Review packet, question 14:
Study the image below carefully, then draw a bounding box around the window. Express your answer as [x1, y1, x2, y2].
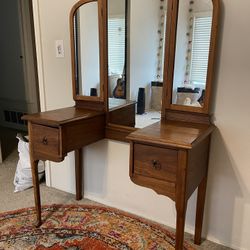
[108, 17, 125, 75]
[190, 13, 212, 86]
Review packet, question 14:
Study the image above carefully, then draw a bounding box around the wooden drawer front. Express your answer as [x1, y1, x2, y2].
[134, 144, 177, 182]
[32, 124, 60, 157]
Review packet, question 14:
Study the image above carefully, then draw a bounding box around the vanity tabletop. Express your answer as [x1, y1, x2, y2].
[127, 120, 215, 149]
[22, 107, 105, 127]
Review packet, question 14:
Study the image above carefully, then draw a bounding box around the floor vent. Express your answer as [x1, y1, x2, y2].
[3, 110, 27, 126]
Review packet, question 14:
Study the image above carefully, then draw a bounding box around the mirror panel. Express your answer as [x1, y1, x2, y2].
[108, 0, 126, 101]
[172, 0, 213, 107]
[108, 0, 168, 128]
[73, 1, 101, 97]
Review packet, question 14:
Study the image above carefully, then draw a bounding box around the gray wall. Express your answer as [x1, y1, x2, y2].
[0, 0, 26, 102]
[0, 0, 39, 129]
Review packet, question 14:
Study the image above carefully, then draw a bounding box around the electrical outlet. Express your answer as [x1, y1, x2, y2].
[55, 40, 64, 58]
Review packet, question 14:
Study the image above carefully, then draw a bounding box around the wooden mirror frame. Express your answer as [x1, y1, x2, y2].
[70, 0, 108, 111]
[163, 0, 220, 115]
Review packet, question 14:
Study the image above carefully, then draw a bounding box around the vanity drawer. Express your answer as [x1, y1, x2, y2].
[134, 144, 177, 182]
[31, 124, 60, 157]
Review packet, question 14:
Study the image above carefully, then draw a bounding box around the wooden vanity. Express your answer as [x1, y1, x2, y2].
[23, 0, 220, 249]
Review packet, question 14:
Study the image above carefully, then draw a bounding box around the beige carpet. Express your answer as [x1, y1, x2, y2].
[0, 150, 232, 250]
[0, 150, 96, 212]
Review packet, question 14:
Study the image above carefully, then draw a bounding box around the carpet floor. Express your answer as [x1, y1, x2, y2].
[0, 150, 232, 250]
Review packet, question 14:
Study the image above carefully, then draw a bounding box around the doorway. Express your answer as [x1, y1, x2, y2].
[0, 0, 39, 162]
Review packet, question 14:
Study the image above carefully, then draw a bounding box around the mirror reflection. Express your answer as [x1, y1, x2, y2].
[108, 0, 126, 101]
[74, 1, 100, 97]
[108, 0, 168, 128]
[172, 0, 213, 107]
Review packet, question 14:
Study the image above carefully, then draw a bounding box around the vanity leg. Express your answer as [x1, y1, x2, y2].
[31, 159, 42, 227]
[194, 175, 208, 245]
[175, 150, 188, 250]
[175, 201, 187, 250]
[75, 149, 83, 200]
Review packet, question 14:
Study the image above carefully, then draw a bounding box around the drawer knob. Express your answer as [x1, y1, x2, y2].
[42, 137, 48, 145]
[152, 160, 161, 170]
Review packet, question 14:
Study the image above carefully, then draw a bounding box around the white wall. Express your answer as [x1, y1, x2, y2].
[32, 0, 75, 111]
[33, 0, 250, 249]
[205, 1, 250, 248]
[129, 0, 159, 109]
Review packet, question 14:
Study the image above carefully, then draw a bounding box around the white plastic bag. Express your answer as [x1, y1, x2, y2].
[13, 134, 45, 193]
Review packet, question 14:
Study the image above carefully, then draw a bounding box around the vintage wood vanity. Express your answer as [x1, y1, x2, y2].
[23, 0, 219, 249]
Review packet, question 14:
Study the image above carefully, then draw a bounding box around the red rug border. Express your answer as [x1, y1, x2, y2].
[0, 204, 195, 250]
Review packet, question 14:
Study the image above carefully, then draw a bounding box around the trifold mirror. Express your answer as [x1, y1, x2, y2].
[70, 0, 219, 133]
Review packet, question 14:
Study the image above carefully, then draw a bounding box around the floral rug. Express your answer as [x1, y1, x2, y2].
[0, 204, 195, 250]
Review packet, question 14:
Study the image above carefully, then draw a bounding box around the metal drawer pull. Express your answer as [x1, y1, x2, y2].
[152, 160, 161, 170]
[42, 137, 48, 145]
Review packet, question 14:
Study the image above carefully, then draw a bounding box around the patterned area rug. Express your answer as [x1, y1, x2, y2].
[0, 204, 195, 250]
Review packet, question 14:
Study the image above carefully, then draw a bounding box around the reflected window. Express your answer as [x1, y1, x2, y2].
[108, 17, 125, 75]
[189, 13, 212, 86]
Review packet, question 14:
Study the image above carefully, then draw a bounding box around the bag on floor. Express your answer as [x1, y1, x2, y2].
[13, 134, 45, 193]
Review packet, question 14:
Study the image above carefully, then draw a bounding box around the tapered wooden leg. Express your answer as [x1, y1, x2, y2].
[75, 149, 83, 200]
[194, 176, 208, 245]
[31, 159, 42, 227]
[175, 150, 188, 250]
[175, 201, 187, 250]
